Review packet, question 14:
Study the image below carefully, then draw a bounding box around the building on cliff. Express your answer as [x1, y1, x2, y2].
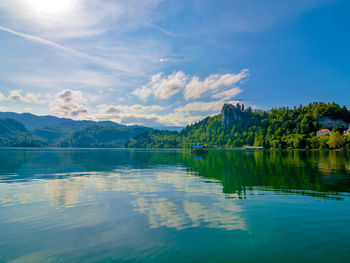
[316, 129, 331, 136]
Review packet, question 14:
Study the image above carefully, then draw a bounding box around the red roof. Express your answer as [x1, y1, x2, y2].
[344, 130, 349, 134]
[317, 129, 331, 133]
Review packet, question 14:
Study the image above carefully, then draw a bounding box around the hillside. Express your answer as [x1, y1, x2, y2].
[126, 102, 350, 149]
[0, 112, 152, 147]
[57, 125, 152, 148]
[0, 118, 42, 147]
[0, 112, 120, 130]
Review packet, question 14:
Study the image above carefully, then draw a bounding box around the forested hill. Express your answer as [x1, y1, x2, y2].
[0, 112, 151, 147]
[126, 102, 350, 149]
[0, 118, 43, 147]
[0, 111, 120, 130]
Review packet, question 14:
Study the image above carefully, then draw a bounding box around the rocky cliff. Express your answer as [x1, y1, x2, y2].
[221, 103, 244, 129]
[317, 116, 349, 129]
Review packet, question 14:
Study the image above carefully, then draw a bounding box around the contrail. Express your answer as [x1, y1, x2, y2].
[0, 25, 130, 73]
[150, 24, 182, 37]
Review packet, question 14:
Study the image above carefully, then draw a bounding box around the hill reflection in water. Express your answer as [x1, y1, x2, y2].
[1, 148, 349, 198]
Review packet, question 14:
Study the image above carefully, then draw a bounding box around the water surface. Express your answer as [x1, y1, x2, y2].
[1, 148, 350, 262]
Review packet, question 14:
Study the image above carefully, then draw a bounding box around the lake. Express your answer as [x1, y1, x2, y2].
[0, 148, 350, 262]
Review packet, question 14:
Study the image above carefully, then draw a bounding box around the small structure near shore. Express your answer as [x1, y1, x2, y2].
[316, 129, 331, 136]
[243, 146, 263, 150]
[190, 146, 208, 154]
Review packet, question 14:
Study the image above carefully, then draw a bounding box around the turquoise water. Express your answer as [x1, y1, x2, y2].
[0, 148, 350, 262]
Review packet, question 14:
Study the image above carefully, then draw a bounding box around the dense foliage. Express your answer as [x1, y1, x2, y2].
[0, 118, 42, 147]
[57, 125, 152, 147]
[0, 113, 151, 148]
[127, 102, 350, 149]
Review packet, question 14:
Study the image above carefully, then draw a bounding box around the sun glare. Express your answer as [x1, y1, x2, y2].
[25, 0, 72, 15]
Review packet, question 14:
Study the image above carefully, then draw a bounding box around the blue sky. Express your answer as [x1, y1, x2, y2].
[0, 0, 349, 127]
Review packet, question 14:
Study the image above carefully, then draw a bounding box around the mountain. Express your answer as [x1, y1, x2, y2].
[126, 102, 350, 149]
[58, 125, 152, 148]
[0, 111, 126, 144]
[0, 112, 119, 130]
[0, 118, 42, 147]
[32, 120, 122, 143]
[0, 112, 152, 147]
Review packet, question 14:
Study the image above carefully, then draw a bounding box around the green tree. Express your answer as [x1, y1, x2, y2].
[292, 135, 306, 149]
[308, 136, 319, 149]
[318, 135, 329, 149]
[328, 132, 345, 149]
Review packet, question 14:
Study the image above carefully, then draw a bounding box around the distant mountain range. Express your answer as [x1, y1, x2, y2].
[0, 112, 120, 130]
[0, 111, 160, 147]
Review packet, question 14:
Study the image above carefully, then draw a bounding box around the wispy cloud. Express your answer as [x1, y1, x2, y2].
[184, 69, 248, 100]
[7, 90, 41, 104]
[0, 92, 5, 101]
[4, 70, 118, 90]
[0, 0, 165, 39]
[175, 99, 243, 114]
[98, 104, 165, 116]
[150, 24, 183, 37]
[0, 26, 132, 72]
[211, 87, 242, 99]
[175, 100, 226, 113]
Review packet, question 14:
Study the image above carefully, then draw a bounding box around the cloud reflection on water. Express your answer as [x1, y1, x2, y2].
[0, 168, 246, 231]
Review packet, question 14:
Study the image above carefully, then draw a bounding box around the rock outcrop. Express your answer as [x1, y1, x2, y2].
[221, 103, 243, 129]
[317, 116, 348, 129]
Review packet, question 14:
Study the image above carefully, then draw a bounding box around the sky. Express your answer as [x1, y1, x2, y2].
[0, 0, 349, 127]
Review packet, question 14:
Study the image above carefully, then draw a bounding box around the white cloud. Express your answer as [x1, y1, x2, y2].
[0, 92, 5, 101]
[7, 90, 40, 103]
[133, 69, 248, 101]
[133, 71, 188, 100]
[23, 92, 39, 103]
[184, 69, 248, 100]
[46, 89, 204, 126]
[94, 103, 204, 127]
[95, 104, 170, 126]
[211, 87, 242, 99]
[49, 89, 89, 119]
[98, 104, 165, 116]
[175, 100, 225, 113]
[8, 90, 23, 102]
[132, 86, 153, 101]
[175, 99, 244, 114]
[105, 111, 204, 127]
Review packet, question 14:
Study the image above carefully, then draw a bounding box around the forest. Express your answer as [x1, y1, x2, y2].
[126, 102, 350, 149]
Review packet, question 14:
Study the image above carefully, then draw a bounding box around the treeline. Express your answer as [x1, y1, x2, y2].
[0, 117, 151, 148]
[57, 125, 152, 148]
[127, 102, 350, 149]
